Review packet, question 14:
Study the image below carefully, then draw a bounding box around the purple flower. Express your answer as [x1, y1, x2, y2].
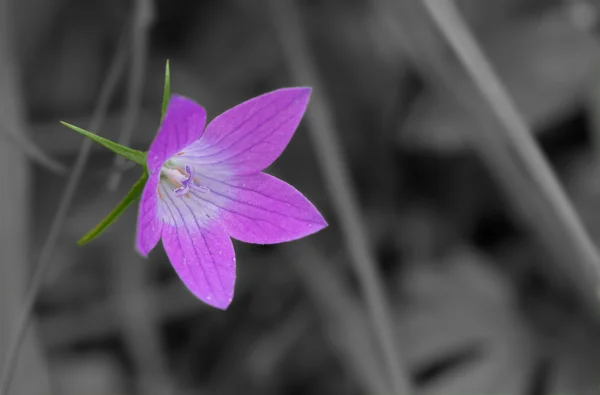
[136, 88, 327, 309]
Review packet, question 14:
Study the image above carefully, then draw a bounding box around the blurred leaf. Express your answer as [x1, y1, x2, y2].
[77, 171, 148, 245]
[399, 9, 600, 151]
[60, 121, 146, 166]
[397, 247, 536, 394]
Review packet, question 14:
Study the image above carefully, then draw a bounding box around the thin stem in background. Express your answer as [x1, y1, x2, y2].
[421, 0, 600, 294]
[107, 0, 154, 191]
[0, 30, 129, 395]
[0, 0, 65, 174]
[267, 1, 413, 394]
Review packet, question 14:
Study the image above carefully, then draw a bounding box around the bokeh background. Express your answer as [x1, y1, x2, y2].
[3, 0, 600, 394]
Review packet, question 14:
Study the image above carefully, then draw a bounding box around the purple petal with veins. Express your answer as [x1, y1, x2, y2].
[135, 88, 327, 310]
[146, 95, 206, 174]
[182, 88, 312, 176]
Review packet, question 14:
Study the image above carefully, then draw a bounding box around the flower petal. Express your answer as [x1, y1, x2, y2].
[181, 88, 311, 175]
[147, 95, 207, 173]
[159, 187, 236, 310]
[136, 172, 163, 256]
[189, 171, 327, 244]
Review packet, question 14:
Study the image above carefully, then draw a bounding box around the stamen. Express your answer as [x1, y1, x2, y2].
[174, 185, 188, 197]
[174, 165, 211, 197]
[174, 166, 193, 196]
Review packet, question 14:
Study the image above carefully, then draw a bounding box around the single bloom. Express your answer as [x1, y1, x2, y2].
[136, 88, 327, 310]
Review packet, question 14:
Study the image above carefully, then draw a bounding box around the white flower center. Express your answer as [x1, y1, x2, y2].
[159, 159, 210, 199]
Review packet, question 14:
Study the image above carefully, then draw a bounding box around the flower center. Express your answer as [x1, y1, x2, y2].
[160, 163, 210, 198]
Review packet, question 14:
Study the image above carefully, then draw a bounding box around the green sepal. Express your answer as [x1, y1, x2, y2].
[161, 60, 170, 121]
[78, 171, 149, 245]
[60, 121, 147, 166]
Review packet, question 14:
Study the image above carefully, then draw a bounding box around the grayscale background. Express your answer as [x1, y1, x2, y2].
[2, 0, 600, 394]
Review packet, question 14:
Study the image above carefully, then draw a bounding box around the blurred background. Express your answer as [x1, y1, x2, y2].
[3, 0, 600, 394]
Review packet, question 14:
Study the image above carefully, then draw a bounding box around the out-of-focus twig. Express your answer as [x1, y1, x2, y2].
[421, 0, 600, 304]
[0, 30, 129, 395]
[267, 1, 413, 394]
[107, 0, 154, 191]
[0, 0, 66, 174]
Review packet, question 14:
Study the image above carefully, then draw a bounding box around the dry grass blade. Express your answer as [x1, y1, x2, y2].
[421, 0, 600, 301]
[268, 1, 413, 394]
[0, 0, 65, 174]
[0, 30, 129, 395]
[107, 0, 154, 191]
